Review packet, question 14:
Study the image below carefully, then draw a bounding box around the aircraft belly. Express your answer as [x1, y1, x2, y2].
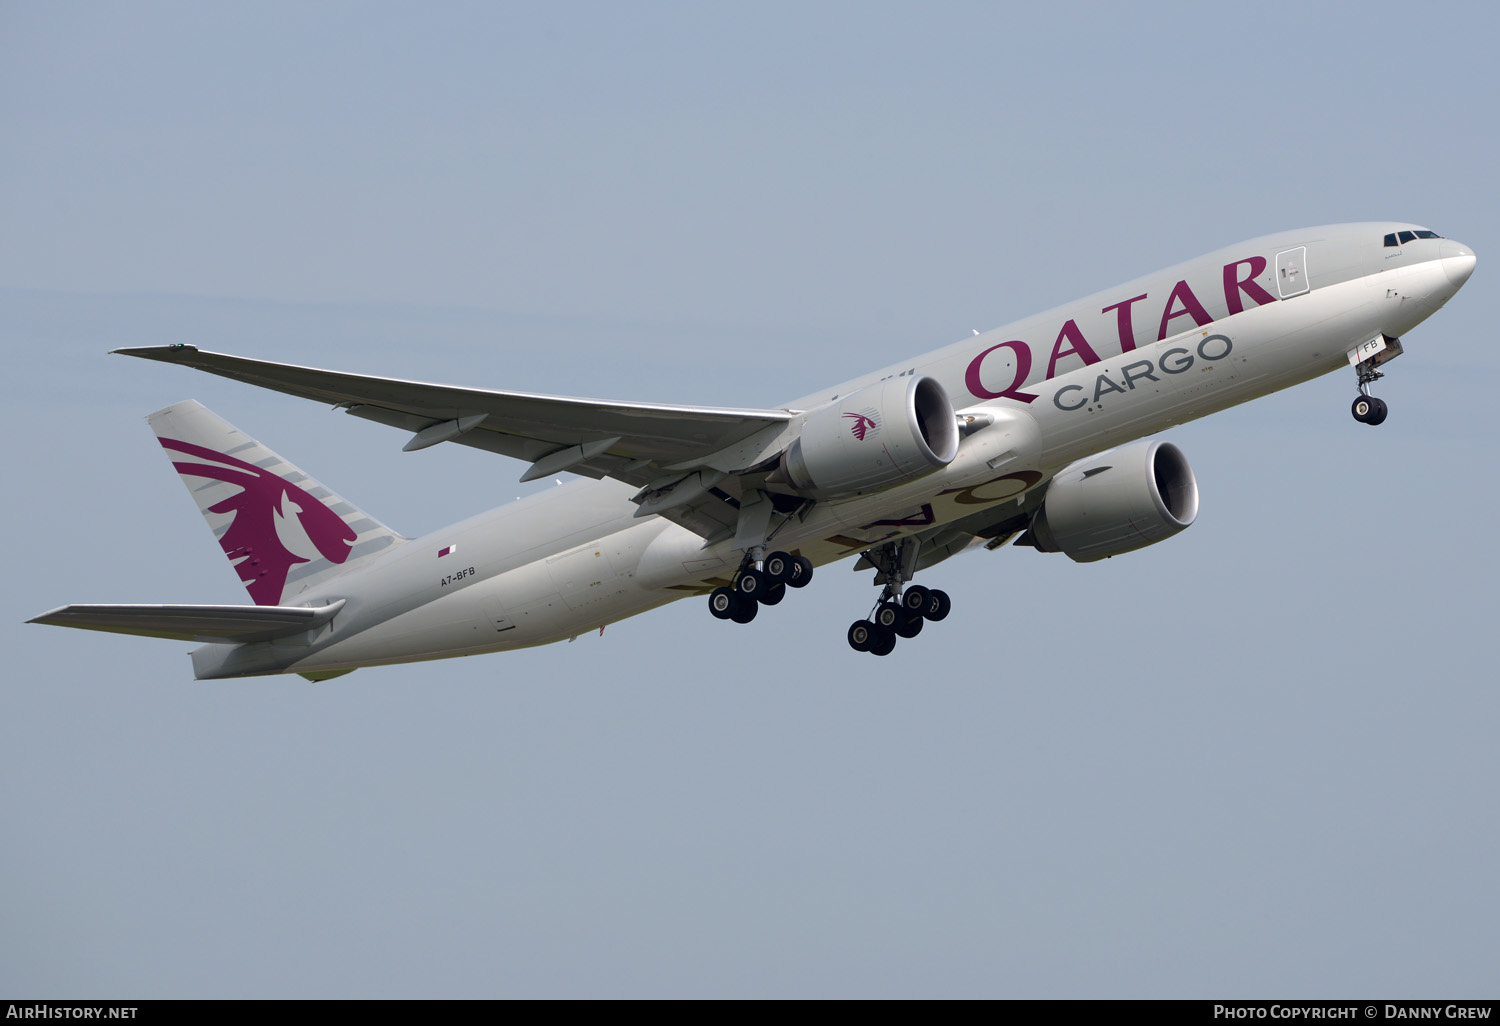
[284, 576, 520, 669]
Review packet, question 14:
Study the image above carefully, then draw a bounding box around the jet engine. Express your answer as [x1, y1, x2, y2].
[773, 376, 959, 498]
[1026, 440, 1198, 562]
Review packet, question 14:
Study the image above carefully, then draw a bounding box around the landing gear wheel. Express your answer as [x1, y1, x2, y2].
[708, 587, 737, 620]
[900, 585, 931, 616]
[925, 589, 952, 622]
[762, 551, 795, 585]
[788, 556, 814, 589]
[735, 568, 768, 600]
[874, 602, 902, 631]
[1352, 396, 1388, 425]
[729, 598, 758, 624]
[759, 582, 787, 606]
[847, 620, 875, 652]
[894, 611, 924, 639]
[869, 626, 897, 656]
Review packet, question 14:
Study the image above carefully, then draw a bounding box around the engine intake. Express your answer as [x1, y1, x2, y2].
[775, 376, 959, 498]
[1028, 440, 1198, 562]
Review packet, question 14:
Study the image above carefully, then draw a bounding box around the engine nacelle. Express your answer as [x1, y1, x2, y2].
[1028, 440, 1198, 562]
[775, 376, 959, 498]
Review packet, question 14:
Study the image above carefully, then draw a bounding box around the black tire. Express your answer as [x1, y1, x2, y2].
[708, 587, 737, 620]
[735, 569, 767, 599]
[847, 620, 874, 652]
[788, 555, 814, 589]
[894, 611, 924, 639]
[869, 626, 897, 656]
[1352, 396, 1375, 423]
[1368, 397, 1388, 425]
[759, 582, 786, 606]
[730, 598, 759, 624]
[763, 551, 794, 584]
[926, 589, 952, 622]
[901, 585, 931, 615]
[875, 602, 901, 630]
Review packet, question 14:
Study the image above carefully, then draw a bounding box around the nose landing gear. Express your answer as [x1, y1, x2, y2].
[1352, 360, 1388, 425]
[1350, 335, 1400, 426]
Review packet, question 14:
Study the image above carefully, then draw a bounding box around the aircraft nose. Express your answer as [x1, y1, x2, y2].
[1439, 239, 1476, 289]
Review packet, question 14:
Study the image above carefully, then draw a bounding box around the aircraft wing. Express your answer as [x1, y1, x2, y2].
[28, 601, 346, 643]
[114, 346, 797, 496]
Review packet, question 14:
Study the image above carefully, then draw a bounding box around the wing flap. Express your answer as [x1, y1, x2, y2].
[28, 601, 345, 643]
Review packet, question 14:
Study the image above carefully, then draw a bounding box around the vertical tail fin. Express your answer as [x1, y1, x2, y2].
[148, 400, 407, 605]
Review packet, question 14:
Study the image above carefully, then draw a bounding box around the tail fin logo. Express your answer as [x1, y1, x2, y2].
[844, 410, 879, 441]
[160, 438, 357, 605]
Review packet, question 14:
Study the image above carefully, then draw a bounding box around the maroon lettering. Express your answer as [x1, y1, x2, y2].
[936, 470, 1044, 505]
[964, 340, 1038, 403]
[1101, 293, 1148, 353]
[1045, 319, 1102, 377]
[1223, 256, 1277, 315]
[1157, 279, 1213, 340]
[824, 534, 877, 556]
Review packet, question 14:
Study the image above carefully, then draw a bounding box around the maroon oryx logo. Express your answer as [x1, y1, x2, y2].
[159, 438, 357, 605]
[844, 411, 878, 441]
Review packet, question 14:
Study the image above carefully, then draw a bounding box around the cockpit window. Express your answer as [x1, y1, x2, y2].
[1384, 229, 1444, 247]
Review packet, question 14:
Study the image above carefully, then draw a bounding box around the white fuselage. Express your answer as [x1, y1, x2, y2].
[190, 223, 1476, 679]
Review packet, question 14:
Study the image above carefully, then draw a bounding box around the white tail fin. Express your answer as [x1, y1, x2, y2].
[148, 400, 406, 605]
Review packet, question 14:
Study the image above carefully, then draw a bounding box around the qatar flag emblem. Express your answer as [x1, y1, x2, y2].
[438, 544, 458, 558]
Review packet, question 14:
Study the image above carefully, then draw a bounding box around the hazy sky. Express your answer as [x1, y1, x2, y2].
[3, 1, 1496, 998]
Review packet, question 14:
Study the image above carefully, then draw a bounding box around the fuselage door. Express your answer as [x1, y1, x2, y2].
[1275, 246, 1310, 299]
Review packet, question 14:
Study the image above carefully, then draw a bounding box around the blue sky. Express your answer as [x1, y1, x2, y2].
[3, 1, 1496, 997]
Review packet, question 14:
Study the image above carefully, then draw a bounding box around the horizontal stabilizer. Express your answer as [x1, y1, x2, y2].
[28, 600, 345, 643]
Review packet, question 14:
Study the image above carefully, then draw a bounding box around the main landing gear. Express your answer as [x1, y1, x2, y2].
[845, 537, 952, 656]
[707, 550, 814, 625]
[846, 584, 952, 657]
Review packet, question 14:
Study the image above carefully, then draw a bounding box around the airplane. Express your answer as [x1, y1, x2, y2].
[29, 223, 1476, 678]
